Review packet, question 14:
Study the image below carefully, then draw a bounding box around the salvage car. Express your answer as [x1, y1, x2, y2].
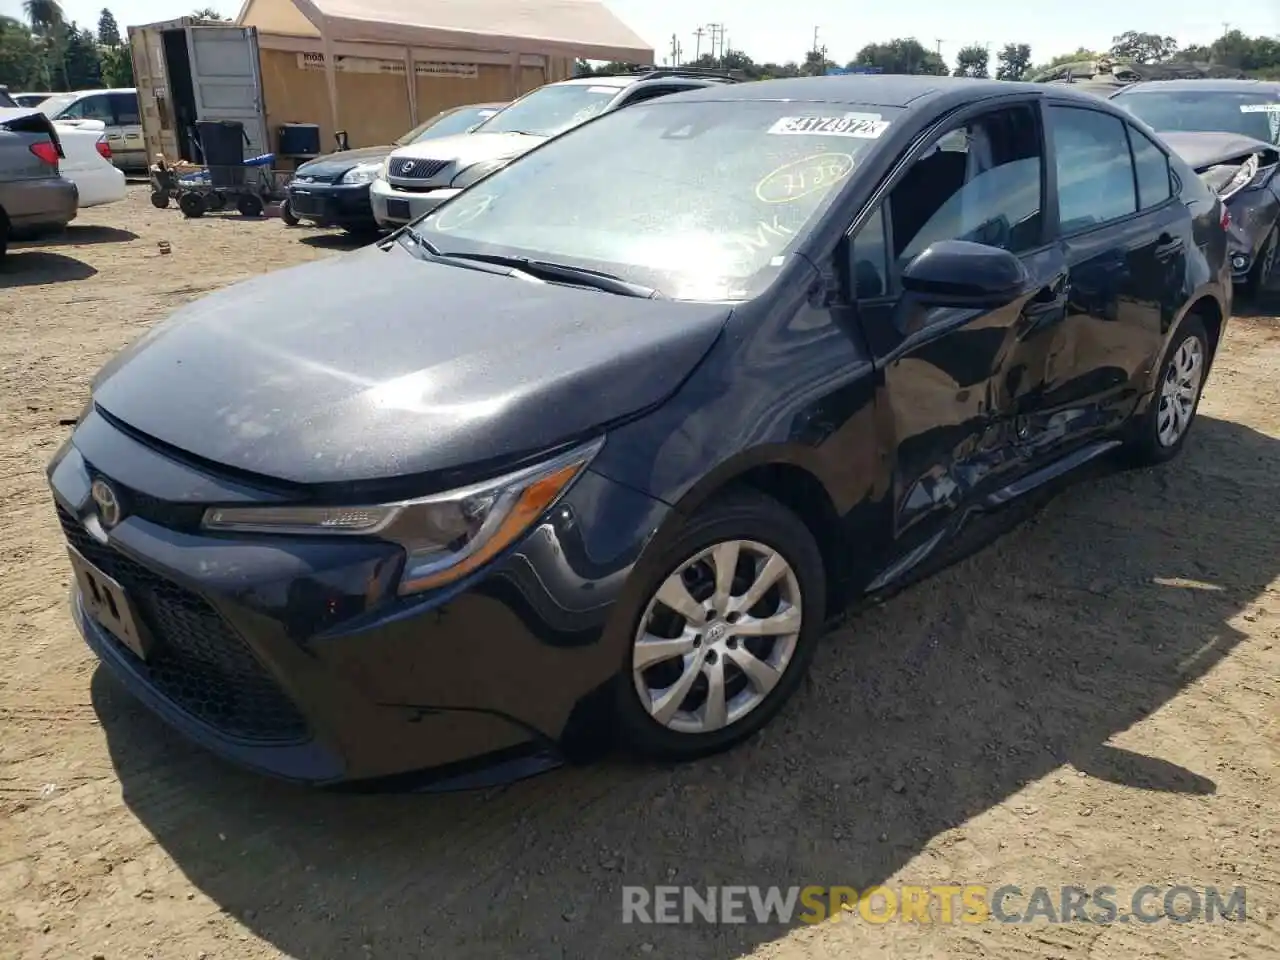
[1, 107, 78, 260]
[49, 76, 1230, 788]
[369, 68, 738, 229]
[284, 101, 507, 235]
[1112, 80, 1280, 294]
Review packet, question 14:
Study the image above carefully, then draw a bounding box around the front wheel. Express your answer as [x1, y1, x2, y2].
[280, 198, 300, 226]
[614, 490, 826, 761]
[149, 191, 169, 209]
[1124, 313, 1209, 465]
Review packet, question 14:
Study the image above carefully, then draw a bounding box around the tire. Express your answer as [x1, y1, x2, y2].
[614, 489, 826, 761]
[149, 191, 169, 209]
[1124, 312, 1210, 466]
[236, 194, 264, 218]
[1241, 226, 1278, 298]
[280, 199, 300, 226]
[0, 213, 9, 261]
[178, 192, 205, 218]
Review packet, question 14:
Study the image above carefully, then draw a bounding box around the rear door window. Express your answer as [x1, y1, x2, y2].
[1047, 105, 1137, 233]
[62, 94, 115, 124]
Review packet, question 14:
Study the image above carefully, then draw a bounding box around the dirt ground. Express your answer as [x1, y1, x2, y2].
[1, 186, 1278, 960]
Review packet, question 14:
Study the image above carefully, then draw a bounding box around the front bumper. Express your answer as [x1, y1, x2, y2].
[369, 177, 459, 227]
[286, 181, 376, 229]
[47, 410, 668, 787]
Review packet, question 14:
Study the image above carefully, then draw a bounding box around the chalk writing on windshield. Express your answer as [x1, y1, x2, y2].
[433, 193, 495, 231]
[1240, 104, 1280, 113]
[756, 152, 856, 204]
[727, 214, 798, 255]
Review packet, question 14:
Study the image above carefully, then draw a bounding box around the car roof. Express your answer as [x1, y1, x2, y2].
[46, 87, 137, 99]
[1117, 79, 1280, 94]
[655, 74, 1098, 107]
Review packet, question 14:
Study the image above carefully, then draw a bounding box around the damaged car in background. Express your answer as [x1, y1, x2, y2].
[1112, 80, 1280, 295]
[1162, 133, 1279, 295]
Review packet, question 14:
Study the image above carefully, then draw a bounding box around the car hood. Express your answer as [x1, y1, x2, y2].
[388, 131, 544, 166]
[1161, 131, 1277, 171]
[295, 145, 392, 179]
[90, 244, 730, 487]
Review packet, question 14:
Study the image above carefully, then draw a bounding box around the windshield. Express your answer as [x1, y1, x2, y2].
[471, 83, 621, 138]
[396, 105, 503, 146]
[412, 100, 899, 301]
[37, 93, 78, 119]
[0, 89, 16, 109]
[1114, 90, 1280, 144]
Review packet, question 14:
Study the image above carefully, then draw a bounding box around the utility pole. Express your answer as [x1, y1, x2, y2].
[1221, 21, 1231, 38]
[935, 38, 944, 58]
[693, 26, 704, 61]
[670, 33, 680, 67]
[705, 24, 724, 67]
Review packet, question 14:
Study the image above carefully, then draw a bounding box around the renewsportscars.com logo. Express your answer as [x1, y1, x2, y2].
[621, 884, 1248, 925]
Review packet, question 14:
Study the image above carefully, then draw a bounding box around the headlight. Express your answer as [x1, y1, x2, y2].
[450, 158, 509, 189]
[340, 162, 381, 185]
[202, 437, 603, 595]
[1211, 154, 1260, 202]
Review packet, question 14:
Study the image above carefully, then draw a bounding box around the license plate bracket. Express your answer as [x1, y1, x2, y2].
[67, 545, 152, 660]
[385, 198, 412, 220]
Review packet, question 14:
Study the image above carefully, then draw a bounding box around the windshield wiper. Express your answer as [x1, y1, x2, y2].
[439, 252, 664, 299]
[389, 231, 549, 283]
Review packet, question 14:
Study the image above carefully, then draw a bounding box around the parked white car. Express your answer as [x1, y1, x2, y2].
[369, 70, 739, 229]
[51, 119, 126, 208]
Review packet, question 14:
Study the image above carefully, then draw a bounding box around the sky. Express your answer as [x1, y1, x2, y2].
[1, 0, 1277, 68]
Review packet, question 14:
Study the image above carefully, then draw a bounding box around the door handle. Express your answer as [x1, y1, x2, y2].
[1155, 234, 1184, 260]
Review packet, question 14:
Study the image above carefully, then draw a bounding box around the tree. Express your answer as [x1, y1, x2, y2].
[100, 42, 131, 86]
[96, 8, 120, 46]
[0, 15, 44, 88]
[850, 38, 947, 76]
[23, 0, 66, 90]
[62, 23, 101, 88]
[953, 44, 989, 78]
[996, 42, 1032, 80]
[1110, 30, 1177, 63]
[191, 7, 229, 20]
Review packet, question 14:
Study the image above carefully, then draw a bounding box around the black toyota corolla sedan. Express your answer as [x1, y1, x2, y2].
[49, 76, 1231, 789]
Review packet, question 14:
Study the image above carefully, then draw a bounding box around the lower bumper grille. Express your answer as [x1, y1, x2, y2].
[57, 505, 309, 744]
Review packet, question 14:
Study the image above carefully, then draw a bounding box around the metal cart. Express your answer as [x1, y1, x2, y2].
[148, 119, 291, 218]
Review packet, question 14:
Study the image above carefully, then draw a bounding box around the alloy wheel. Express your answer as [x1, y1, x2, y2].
[631, 539, 803, 735]
[1156, 334, 1205, 448]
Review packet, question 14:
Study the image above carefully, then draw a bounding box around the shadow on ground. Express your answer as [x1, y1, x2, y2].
[296, 231, 379, 252]
[0, 251, 97, 286]
[92, 415, 1277, 959]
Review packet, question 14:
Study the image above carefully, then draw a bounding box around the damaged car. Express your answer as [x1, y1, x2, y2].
[1112, 79, 1280, 294]
[1160, 132, 1279, 295]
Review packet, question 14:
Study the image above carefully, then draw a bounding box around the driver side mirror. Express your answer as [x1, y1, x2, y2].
[900, 240, 1030, 309]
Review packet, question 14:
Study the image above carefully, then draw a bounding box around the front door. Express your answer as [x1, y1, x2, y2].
[849, 101, 1067, 575]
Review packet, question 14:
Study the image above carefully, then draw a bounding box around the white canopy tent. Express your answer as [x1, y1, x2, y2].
[236, 0, 654, 134]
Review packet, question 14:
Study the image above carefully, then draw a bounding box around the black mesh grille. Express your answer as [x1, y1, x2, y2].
[389, 157, 449, 180]
[57, 505, 309, 744]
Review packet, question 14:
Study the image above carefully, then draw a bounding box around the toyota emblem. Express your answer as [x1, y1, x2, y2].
[90, 478, 123, 529]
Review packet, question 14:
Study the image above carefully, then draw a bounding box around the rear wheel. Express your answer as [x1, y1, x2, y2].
[149, 191, 169, 209]
[0, 212, 9, 261]
[1125, 313, 1209, 465]
[178, 192, 206, 218]
[615, 490, 825, 761]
